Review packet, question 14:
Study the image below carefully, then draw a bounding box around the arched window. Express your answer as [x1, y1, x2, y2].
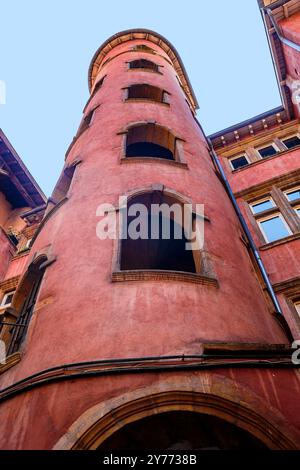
[125, 84, 169, 104]
[125, 123, 182, 161]
[4, 256, 48, 355]
[128, 59, 159, 73]
[120, 192, 197, 273]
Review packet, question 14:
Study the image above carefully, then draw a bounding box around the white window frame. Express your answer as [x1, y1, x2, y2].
[283, 186, 300, 202]
[229, 154, 250, 171]
[0, 290, 15, 307]
[294, 205, 300, 218]
[257, 213, 292, 243]
[256, 142, 280, 159]
[249, 197, 276, 215]
[281, 133, 300, 150]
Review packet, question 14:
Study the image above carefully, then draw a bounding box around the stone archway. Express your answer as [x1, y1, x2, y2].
[53, 375, 300, 450]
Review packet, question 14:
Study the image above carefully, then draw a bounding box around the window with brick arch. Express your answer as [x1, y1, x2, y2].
[125, 123, 181, 161]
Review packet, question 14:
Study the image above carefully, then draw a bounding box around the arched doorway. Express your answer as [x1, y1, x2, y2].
[98, 410, 266, 450]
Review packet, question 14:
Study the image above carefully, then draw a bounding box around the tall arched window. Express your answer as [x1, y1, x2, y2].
[125, 84, 169, 104]
[6, 256, 47, 355]
[125, 123, 181, 161]
[128, 59, 159, 73]
[120, 192, 197, 273]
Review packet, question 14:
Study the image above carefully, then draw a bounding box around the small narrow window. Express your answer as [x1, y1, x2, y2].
[258, 214, 291, 243]
[126, 84, 168, 104]
[295, 206, 300, 218]
[0, 291, 15, 307]
[132, 44, 155, 54]
[256, 143, 278, 159]
[129, 59, 159, 73]
[294, 301, 300, 317]
[25, 238, 32, 248]
[76, 107, 97, 137]
[120, 193, 197, 273]
[229, 155, 249, 170]
[250, 197, 275, 215]
[284, 187, 300, 202]
[7, 259, 46, 355]
[282, 135, 300, 150]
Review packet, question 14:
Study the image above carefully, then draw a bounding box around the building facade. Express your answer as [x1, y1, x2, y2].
[0, 0, 300, 450]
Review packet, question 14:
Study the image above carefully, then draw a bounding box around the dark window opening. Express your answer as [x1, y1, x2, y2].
[129, 59, 159, 73]
[51, 164, 77, 204]
[120, 193, 196, 273]
[127, 84, 167, 103]
[125, 124, 177, 160]
[77, 107, 97, 137]
[258, 145, 278, 158]
[230, 156, 249, 170]
[282, 135, 300, 150]
[93, 76, 105, 94]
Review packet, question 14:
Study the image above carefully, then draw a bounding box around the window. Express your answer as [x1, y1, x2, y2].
[120, 193, 197, 273]
[284, 187, 300, 202]
[229, 155, 249, 170]
[257, 214, 291, 243]
[7, 258, 46, 355]
[282, 135, 300, 150]
[125, 124, 179, 161]
[0, 291, 15, 307]
[295, 206, 300, 218]
[25, 238, 32, 248]
[128, 59, 159, 73]
[76, 106, 98, 137]
[250, 197, 275, 214]
[294, 301, 300, 317]
[256, 143, 279, 159]
[93, 76, 105, 94]
[126, 84, 169, 104]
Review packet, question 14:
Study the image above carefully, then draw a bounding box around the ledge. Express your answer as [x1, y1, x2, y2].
[125, 98, 170, 107]
[260, 233, 300, 250]
[112, 270, 218, 286]
[121, 157, 188, 169]
[0, 352, 21, 376]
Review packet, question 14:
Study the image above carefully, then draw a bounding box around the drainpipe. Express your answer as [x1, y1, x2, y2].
[203, 134, 284, 317]
[264, 7, 300, 53]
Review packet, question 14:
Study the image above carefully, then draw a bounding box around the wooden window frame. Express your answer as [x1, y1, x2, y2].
[281, 133, 300, 150]
[255, 142, 280, 159]
[257, 212, 292, 244]
[229, 154, 250, 171]
[123, 84, 170, 106]
[249, 196, 276, 215]
[0, 290, 15, 307]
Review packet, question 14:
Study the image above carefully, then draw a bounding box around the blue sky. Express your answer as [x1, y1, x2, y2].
[0, 0, 281, 196]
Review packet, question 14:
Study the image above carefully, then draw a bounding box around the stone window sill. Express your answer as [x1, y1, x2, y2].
[121, 157, 188, 169]
[112, 270, 218, 286]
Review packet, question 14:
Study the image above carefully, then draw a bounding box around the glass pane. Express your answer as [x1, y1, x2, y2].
[282, 136, 300, 149]
[295, 208, 300, 218]
[260, 216, 290, 242]
[286, 189, 300, 201]
[295, 303, 300, 316]
[230, 156, 248, 170]
[258, 145, 277, 158]
[251, 199, 274, 214]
